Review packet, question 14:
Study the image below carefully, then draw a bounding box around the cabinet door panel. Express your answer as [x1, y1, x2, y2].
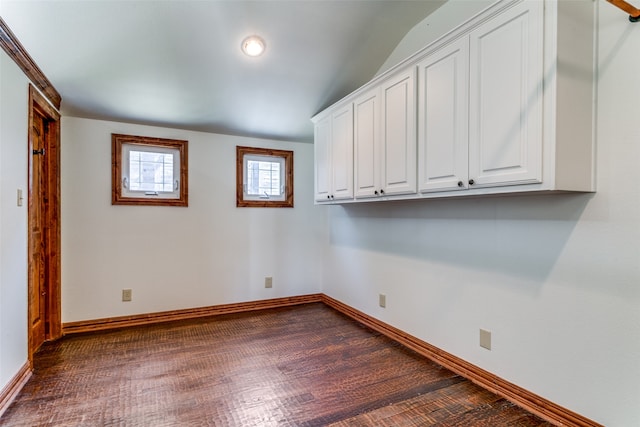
[381, 68, 417, 195]
[469, 1, 543, 187]
[331, 104, 354, 200]
[354, 89, 381, 198]
[314, 115, 332, 201]
[418, 37, 469, 193]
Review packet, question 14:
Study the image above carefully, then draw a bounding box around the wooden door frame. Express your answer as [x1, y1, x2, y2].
[27, 84, 62, 361]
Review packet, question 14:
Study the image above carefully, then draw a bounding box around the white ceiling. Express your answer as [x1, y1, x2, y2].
[1, 0, 446, 143]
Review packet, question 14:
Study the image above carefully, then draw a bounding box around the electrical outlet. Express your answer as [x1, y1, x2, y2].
[122, 289, 132, 302]
[379, 294, 386, 308]
[265, 277, 273, 288]
[17, 189, 23, 207]
[480, 329, 491, 350]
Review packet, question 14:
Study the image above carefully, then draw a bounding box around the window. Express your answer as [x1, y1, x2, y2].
[236, 146, 293, 208]
[112, 134, 188, 206]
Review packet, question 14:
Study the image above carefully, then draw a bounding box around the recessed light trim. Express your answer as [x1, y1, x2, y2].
[241, 35, 266, 57]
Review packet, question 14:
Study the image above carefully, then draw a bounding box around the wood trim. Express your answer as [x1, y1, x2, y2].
[111, 133, 189, 207]
[321, 294, 603, 427]
[236, 146, 294, 208]
[0, 362, 32, 418]
[606, 0, 640, 18]
[28, 84, 62, 359]
[63, 294, 323, 335]
[0, 17, 61, 110]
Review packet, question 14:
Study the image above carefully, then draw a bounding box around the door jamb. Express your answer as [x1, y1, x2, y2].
[27, 84, 61, 361]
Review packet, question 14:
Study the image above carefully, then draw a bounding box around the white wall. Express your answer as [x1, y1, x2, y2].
[61, 117, 325, 322]
[322, 2, 640, 426]
[3, 2, 639, 426]
[376, 0, 494, 76]
[0, 50, 29, 390]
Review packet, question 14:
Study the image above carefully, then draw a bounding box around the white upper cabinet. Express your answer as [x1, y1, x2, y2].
[313, 0, 595, 204]
[354, 87, 382, 199]
[418, 37, 470, 193]
[468, 0, 543, 188]
[313, 113, 332, 201]
[313, 103, 354, 202]
[354, 68, 417, 200]
[331, 103, 354, 200]
[380, 68, 417, 196]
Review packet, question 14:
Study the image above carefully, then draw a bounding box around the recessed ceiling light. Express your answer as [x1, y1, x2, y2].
[241, 35, 266, 57]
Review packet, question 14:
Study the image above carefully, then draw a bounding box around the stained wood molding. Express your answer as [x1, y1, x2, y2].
[236, 146, 294, 208]
[28, 84, 63, 360]
[320, 294, 603, 427]
[63, 294, 323, 335]
[0, 362, 31, 418]
[111, 133, 189, 207]
[0, 17, 61, 109]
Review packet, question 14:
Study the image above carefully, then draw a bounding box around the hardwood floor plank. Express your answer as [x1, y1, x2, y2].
[329, 381, 502, 426]
[0, 303, 553, 426]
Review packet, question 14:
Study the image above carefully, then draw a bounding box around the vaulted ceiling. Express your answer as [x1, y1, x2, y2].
[0, 0, 446, 142]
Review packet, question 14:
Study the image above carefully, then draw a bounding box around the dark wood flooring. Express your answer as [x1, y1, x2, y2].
[1, 303, 554, 426]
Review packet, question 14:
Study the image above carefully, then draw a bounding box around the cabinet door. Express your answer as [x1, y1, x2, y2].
[418, 37, 469, 193]
[331, 104, 354, 200]
[468, 0, 543, 188]
[381, 67, 417, 196]
[314, 114, 332, 202]
[354, 88, 381, 199]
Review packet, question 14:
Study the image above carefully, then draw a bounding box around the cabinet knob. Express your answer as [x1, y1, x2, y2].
[469, 179, 475, 186]
[457, 181, 464, 188]
[327, 195, 331, 199]
[330, 195, 334, 199]
[380, 189, 384, 194]
[374, 190, 378, 195]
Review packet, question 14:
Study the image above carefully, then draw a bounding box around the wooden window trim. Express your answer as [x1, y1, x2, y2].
[112, 134, 188, 207]
[236, 146, 294, 208]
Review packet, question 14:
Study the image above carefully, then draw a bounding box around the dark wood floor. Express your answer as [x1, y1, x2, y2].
[1, 303, 553, 426]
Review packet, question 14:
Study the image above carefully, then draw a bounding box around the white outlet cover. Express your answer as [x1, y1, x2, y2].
[379, 294, 386, 308]
[480, 329, 491, 350]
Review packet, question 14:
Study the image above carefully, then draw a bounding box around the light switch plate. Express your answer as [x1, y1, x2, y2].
[379, 294, 386, 308]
